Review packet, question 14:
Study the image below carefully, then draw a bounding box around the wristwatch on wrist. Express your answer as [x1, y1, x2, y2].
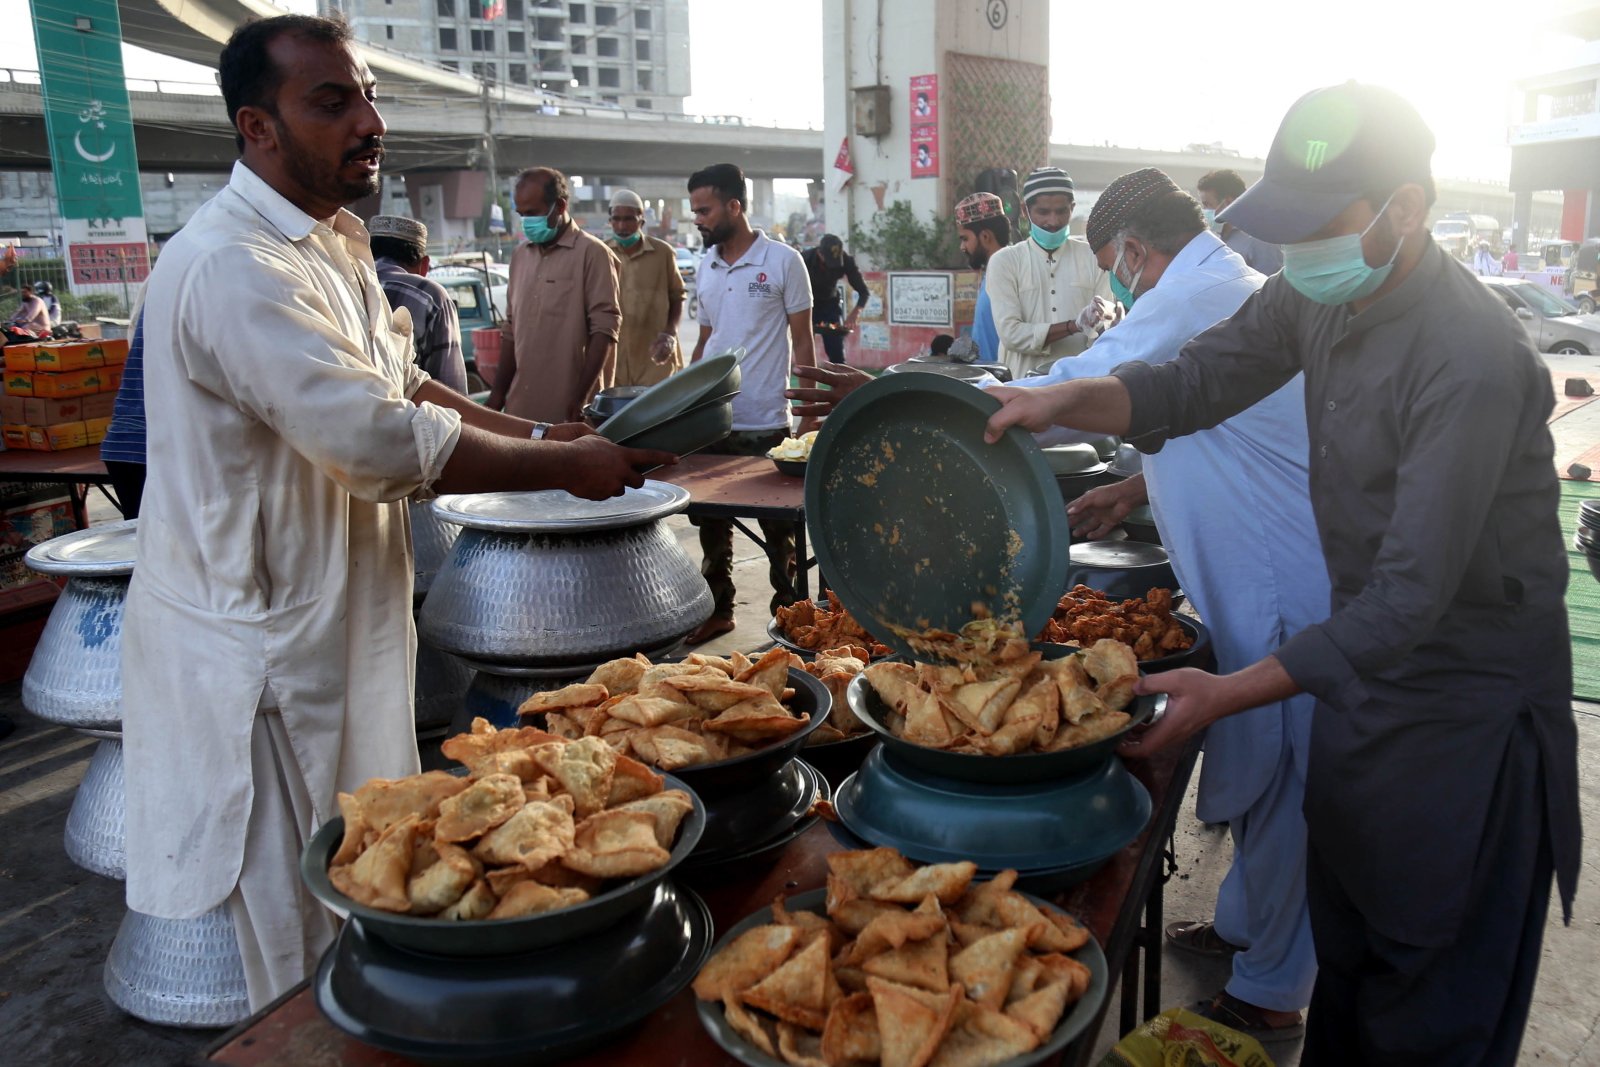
[530, 422, 552, 440]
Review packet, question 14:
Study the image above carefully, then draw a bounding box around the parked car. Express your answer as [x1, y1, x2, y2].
[674, 246, 698, 281]
[1481, 276, 1600, 355]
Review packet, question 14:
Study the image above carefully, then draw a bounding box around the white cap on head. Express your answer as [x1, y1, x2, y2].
[610, 189, 645, 211]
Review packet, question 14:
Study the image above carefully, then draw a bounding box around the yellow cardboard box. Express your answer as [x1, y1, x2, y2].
[32, 342, 104, 372]
[5, 372, 33, 397]
[21, 397, 88, 425]
[32, 368, 109, 399]
[83, 416, 111, 446]
[0, 395, 24, 425]
[3, 343, 39, 372]
[2, 425, 31, 450]
[25, 421, 88, 452]
[81, 392, 116, 420]
[96, 339, 130, 367]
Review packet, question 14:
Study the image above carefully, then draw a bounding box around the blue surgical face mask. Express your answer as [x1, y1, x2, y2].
[1281, 195, 1401, 305]
[522, 209, 559, 245]
[1109, 242, 1145, 309]
[1202, 208, 1226, 234]
[1030, 222, 1068, 251]
[613, 231, 641, 247]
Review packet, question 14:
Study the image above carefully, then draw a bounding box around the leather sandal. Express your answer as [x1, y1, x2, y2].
[685, 615, 736, 646]
[1190, 990, 1306, 1044]
[1164, 920, 1243, 958]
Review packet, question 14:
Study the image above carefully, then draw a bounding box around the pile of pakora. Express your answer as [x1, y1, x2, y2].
[695, 847, 1094, 1067]
[328, 722, 693, 921]
[775, 591, 893, 658]
[1037, 585, 1192, 662]
[519, 647, 813, 771]
[862, 635, 1138, 757]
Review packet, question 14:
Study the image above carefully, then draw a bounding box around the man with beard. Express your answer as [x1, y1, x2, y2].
[952, 192, 1012, 364]
[490, 167, 622, 421]
[983, 167, 1111, 379]
[124, 14, 671, 1009]
[683, 162, 814, 644]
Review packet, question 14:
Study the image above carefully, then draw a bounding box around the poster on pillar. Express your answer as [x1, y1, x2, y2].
[909, 74, 940, 179]
[30, 0, 150, 293]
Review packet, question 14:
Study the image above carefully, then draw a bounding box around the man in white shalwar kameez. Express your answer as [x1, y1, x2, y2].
[122, 14, 672, 1010]
[999, 169, 1328, 1044]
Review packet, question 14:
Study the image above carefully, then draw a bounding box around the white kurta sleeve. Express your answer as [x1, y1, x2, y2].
[987, 249, 1052, 356]
[178, 244, 462, 503]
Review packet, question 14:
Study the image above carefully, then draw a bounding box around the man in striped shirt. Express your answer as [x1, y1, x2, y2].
[368, 215, 468, 394]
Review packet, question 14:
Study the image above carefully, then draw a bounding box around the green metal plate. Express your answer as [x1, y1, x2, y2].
[596, 350, 742, 443]
[805, 373, 1070, 662]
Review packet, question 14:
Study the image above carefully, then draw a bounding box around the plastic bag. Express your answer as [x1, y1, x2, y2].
[1097, 1007, 1274, 1067]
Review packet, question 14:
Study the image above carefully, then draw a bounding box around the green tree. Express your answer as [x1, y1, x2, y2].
[848, 201, 964, 271]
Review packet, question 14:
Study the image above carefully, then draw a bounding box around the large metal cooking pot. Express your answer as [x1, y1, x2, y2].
[414, 629, 473, 732]
[410, 498, 460, 601]
[104, 904, 249, 1028]
[22, 521, 137, 731]
[419, 483, 713, 666]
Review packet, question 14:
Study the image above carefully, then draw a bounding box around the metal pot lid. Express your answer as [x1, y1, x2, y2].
[1041, 444, 1104, 475]
[431, 481, 690, 533]
[1068, 539, 1170, 569]
[25, 519, 138, 576]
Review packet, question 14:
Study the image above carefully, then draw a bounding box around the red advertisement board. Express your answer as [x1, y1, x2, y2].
[909, 74, 939, 178]
[68, 242, 151, 286]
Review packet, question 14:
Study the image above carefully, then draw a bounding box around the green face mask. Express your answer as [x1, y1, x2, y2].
[613, 231, 642, 247]
[1110, 242, 1145, 309]
[1030, 223, 1068, 251]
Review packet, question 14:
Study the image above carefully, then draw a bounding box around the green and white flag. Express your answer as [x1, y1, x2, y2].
[30, 0, 150, 287]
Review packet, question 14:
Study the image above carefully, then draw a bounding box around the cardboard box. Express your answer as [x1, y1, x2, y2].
[0, 396, 24, 425]
[2, 426, 31, 451]
[5, 372, 33, 397]
[24, 421, 87, 452]
[0, 496, 75, 589]
[20, 397, 88, 426]
[3, 344, 39, 372]
[80, 392, 116, 420]
[32, 341, 103, 372]
[31, 368, 109, 399]
[95, 339, 130, 367]
[83, 416, 110, 445]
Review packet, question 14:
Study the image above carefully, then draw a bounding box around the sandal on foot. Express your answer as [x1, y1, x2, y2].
[685, 616, 736, 646]
[1190, 991, 1306, 1044]
[1164, 920, 1243, 958]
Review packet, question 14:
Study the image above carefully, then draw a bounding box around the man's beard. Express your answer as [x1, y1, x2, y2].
[698, 220, 734, 247]
[278, 123, 383, 206]
[965, 247, 989, 271]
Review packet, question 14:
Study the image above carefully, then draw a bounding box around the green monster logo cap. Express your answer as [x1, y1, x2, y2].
[1218, 82, 1436, 244]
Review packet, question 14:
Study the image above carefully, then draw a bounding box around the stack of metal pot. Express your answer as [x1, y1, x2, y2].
[22, 521, 248, 1028]
[418, 483, 715, 732]
[409, 499, 472, 737]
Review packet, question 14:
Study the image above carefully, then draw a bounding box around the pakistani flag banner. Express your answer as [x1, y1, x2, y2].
[30, 0, 151, 288]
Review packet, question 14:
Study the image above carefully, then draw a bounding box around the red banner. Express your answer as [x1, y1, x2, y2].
[909, 74, 939, 179]
[68, 242, 149, 286]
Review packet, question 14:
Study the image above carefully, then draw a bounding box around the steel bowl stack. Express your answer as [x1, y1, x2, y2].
[22, 522, 249, 1027]
[593, 351, 742, 457]
[1578, 499, 1600, 585]
[302, 776, 714, 1064]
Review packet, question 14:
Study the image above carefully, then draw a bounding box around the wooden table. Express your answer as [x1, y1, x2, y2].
[0, 443, 116, 528]
[201, 740, 1200, 1067]
[659, 454, 816, 601]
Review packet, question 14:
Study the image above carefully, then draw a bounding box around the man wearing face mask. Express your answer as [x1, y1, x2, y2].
[606, 188, 685, 387]
[1197, 169, 1284, 275]
[985, 83, 1580, 1064]
[490, 166, 622, 421]
[983, 167, 1111, 380]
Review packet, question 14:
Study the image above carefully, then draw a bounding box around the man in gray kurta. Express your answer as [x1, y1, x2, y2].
[985, 82, 1580, 1066]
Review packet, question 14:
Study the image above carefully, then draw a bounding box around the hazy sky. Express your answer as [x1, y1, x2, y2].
[5, 0, 1592, 182]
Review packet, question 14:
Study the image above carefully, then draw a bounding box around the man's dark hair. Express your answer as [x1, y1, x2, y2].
[515, 166, 569, 207]
[370, 236, 426, 267]
[930, 334, 954, 356]
[1196, 169, 1247, 202]
[1119, 190, 1207, 255]
[1364, 178, 1438, 211]
[962, 215, 1012, 248]
[220, 15, 353, 152]
[687, 163, 747, 210]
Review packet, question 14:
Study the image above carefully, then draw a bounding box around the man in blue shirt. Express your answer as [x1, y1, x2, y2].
[1007, 168, 1327, 1043]
[953, 192, 1007, 363]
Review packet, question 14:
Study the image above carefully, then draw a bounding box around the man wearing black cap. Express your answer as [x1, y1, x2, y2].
[984, 166, 1110, 379]
[802, 234, 868, 365]
[985, 82, 1580, 1064]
